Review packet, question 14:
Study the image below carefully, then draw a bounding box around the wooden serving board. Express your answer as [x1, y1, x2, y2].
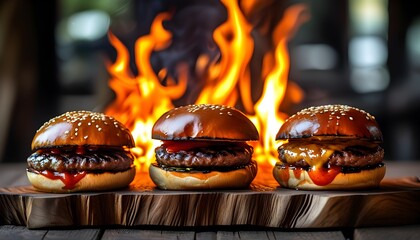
[1, 165, 419, 229]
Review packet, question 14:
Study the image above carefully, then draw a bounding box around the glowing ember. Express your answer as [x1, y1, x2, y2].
[105, 1, 309, 172]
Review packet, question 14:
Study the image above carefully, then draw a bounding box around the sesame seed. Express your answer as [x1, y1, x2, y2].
[288, 104, 377, 126]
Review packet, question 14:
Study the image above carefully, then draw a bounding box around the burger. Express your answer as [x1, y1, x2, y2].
[273, 104, 385, 190]
[149, 104, 259, 190]
[26, 110, 136, 193]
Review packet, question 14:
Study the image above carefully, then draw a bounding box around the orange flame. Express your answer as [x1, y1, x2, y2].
[106, 13, 187, 170]
[195, 0, 253, 107]
[249, 4, 310, 166]
[105, 1, 309, 172]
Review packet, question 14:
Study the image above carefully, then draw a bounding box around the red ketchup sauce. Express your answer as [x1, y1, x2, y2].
[163, 141, 214, 153]
[39, 170, 87, 190]
[307, 166, 341, 186]
[293, 167, 302, 179]
[280, 165, 341, 186]
[277, 166, 290, 184]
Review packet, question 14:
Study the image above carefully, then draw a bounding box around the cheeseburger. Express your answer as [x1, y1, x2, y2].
[273, 104, 385, 190]
[149, 104, 259, 190]
[27, 110, 136, 193]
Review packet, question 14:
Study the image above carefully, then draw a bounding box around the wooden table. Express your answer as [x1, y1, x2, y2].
[1, 161, 420, 240]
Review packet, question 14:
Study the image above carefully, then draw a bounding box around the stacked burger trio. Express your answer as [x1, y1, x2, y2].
[26, 104, 385, 192]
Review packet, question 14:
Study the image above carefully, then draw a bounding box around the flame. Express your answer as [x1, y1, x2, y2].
[249, 4, 310, 166]
[195, 0, 253, 107]
[105, 1, 309, 172]
[106, 13, 187, 170]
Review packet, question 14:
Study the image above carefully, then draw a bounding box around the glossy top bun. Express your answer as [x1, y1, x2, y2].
[32, 111, 134, 150]
[276, 105, 383, 142]
[152, 104, 259, 141]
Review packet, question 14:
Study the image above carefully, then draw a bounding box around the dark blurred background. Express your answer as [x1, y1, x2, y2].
[1, 0, 419, 163]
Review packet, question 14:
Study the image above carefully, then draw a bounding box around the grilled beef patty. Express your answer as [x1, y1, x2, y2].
[155, 144, 253, 168]
[27, 146, 134, 172]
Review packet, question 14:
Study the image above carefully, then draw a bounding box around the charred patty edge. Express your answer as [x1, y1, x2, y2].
[26, 166, 134, 174]
[155, 144, 253, 167]
[27, 149, 134, 172]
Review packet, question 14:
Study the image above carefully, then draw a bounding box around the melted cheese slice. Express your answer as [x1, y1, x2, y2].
[279, 139, 378, 168]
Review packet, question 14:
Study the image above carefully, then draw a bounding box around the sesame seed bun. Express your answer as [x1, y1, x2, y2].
[31, 110, 135, 150]
[152, 104, 259, 141]
[273, 164, 386, 190]
[149, 161, 258, 190]
[26, 167, 136, 193]
[276, 105, 382, 142]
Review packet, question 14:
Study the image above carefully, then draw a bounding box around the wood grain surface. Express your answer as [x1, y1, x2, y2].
[1, 163, 419, 229]
[0, 225, 349, 240]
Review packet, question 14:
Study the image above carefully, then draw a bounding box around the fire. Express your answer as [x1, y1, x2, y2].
[195, 0, 253, 106]
[248, 4, 310, 166]
[105, 13, 187, 169]
[105, 1, 309, 172]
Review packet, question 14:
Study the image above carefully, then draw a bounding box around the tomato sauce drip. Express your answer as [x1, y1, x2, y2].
[50, 148, 61, 154]
[307, 166, 341, 186]
[39, 170, 87, 189]
[293, 167, 302, 179]
[277, 166, 290, 184]
[76, 146, 85, 155]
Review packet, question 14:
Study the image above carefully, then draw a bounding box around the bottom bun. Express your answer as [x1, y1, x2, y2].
[273, 164, 386, 190]
[149, 161, 258, 190]
[27, 167, 136, 193]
